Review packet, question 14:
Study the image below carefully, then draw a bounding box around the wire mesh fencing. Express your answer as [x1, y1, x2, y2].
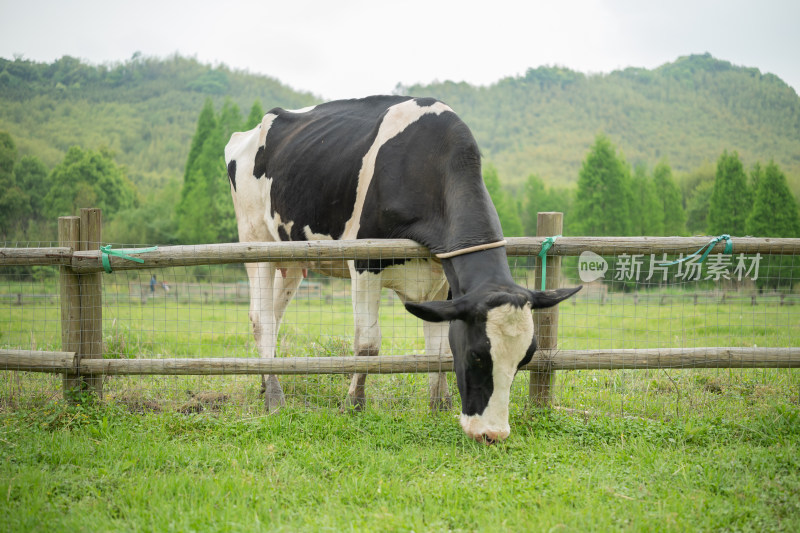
[2, 234, 799, 421]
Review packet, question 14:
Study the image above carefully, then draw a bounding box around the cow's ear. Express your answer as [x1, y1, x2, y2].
[527, 286, 582, 309]
[404, 295, 472, 323]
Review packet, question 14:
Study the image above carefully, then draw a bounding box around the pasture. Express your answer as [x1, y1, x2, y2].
[2, 271, 799, 531]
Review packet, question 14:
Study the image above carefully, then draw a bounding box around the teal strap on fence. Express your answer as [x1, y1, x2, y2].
[100, 245, 159, 273]
[657, 234, 733, 267]
[538, 235, 561, 291]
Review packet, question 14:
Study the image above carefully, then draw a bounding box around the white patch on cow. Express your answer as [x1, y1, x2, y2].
[379, 259, 447, 303]
[303, 226, 333, 241]
[288, 105, 317, 114]
[460, 303, 533, 442]
[226, 125, 270, 242]
[256, 113, 279, 157]
[342, 99, 453, 239]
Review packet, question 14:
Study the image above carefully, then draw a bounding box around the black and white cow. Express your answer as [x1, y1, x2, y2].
[225, 95, 580, 443]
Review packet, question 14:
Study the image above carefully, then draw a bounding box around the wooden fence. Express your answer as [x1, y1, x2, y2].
[2, 208, 800, 407]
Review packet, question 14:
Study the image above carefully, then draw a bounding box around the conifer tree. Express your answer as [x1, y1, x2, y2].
[246, 100, 265, 129]
[521, 174, 546, 235]
[182, 98, 217, 188]
[176, 99, 243, 243]
[745, 161, 800, 290]
[483, 164, 523, 237]
[708, 150, 751, 236]
[574, 134, 632, 236]
[746, 161, 800, 237]
[629, 164, 663, 236]
[0, 132, 26, 239]
[652, 161, 686, 235]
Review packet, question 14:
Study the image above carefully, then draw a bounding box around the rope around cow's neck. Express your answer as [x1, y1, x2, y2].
[434, 240, 508, 259]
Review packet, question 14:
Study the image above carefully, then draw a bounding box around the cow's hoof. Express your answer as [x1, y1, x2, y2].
[263, 375, 286, 413]
[429, 394, 453, 412]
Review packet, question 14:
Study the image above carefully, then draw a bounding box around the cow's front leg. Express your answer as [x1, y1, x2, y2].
[246, 262, 285, 412]
[344, 265, 382, 411]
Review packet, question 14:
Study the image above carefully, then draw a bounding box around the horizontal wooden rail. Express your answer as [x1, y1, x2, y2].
[1, 349, 77, 372]
[3, 237, 799, 272]
[0, 247, 73, 266]
[3, 347, 799, 376]
[506, 236, 800, 257]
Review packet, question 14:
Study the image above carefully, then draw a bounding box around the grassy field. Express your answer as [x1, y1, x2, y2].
[2, 396, 799, 531]
[2, 277, 800, 531]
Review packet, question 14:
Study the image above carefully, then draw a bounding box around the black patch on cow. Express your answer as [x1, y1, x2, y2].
[255, 96, 418, 242]
[448, 319, 495, 417]
[253, 145, 267, 179]
[414, 97, 439, 108]
[354, 257, 409, 274]
[227, 160, 237, 191]
[355, 110, 503, 255]
[277, 225, 291, 242]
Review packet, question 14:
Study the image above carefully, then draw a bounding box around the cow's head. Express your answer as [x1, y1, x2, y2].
[405, 285, 581, 443]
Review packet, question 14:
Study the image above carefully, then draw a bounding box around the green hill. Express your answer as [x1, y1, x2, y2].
[1, 52, 798, 199]
[401, 53, 800, 194]
[0, 54, 318, 194]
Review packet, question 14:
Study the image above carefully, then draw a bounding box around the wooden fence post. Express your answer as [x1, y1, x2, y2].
[79, 208, 104, 398]
[58, 210, 104, 400]
[59, 216, 82, 399]
[530, 212, 563, 407]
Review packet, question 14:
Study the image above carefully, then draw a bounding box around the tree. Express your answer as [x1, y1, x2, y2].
[44, 146, 137, 219]
[246, 100, 265, 129]
[16, 155, 50, 217]
[652, 161, 686, 235]
[629, 164, 663, 236]
[746, 161, 800, 237]
[749, 162, 763, 192]
[745, 161, 800, 290]
[0, 131, 15, 180]
[483, 164, 523, 237]
[521, 174, 546, 235]
[217, 98, 243, 141]
[176, 100, 242, 243]
[708, 150, 751, 236]
[574, 134, 633, 236]
[521, 174, 575, 235]
[681, 162, 716, 234]
[0, 131, 29, 239]
[182, 98, 217, 189]
[106, 179, 181, 245]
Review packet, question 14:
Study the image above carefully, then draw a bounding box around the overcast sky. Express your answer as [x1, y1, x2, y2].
[1, 0, 798, 100]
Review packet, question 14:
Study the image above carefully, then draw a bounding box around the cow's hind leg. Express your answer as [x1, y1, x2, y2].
[268, 266, 305, 406]
[344, 265, 382, 411]
[246, 262, 286, 412]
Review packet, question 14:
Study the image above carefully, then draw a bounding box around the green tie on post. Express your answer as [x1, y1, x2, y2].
[657, 234, 733, 267]
[538, 235, 561, 291]
[100, 245, 159, 273]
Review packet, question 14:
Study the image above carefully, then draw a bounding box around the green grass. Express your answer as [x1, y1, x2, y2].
[2, 397, 799, 532]
[2, 278, 800, 530]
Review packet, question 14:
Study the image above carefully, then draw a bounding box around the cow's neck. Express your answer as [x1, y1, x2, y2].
[441, 247, 516, 298]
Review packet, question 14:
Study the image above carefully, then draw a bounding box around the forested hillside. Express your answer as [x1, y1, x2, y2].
[401, 53, 800, 193]
[0, 54, 317, 193]
[1, 52, 799, 245]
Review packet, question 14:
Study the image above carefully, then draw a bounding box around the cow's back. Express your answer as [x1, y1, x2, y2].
[226, 95, 502, 257]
